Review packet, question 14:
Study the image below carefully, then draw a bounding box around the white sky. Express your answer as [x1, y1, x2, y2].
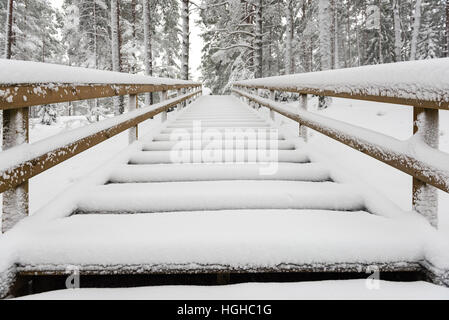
[50, 0, 203, 80]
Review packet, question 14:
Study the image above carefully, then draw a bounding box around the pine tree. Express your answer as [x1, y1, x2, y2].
[181, 0, 190, 80]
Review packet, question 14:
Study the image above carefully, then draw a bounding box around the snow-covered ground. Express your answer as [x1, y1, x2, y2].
[16, 280, 449, 300]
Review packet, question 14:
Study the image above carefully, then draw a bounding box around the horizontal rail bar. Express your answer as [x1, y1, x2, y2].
[233, 88, 449, 194]
[0, 83, 201, 110]
[0, 90, 201, 194]
[235, 84, 448, 110]
[234, 58, 449, 110]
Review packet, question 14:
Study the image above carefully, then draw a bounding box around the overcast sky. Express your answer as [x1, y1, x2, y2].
[50, 0, 203, 80]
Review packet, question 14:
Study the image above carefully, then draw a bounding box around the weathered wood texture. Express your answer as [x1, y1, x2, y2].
[0, 90, 201, 195]
[232, 88, 449, 195]
[234, 84, 449, 111]
[0, 84, 201, 110]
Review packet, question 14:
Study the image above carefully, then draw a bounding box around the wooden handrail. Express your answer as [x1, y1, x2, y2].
[234, 58, 449, 110]
[233, 65, 447, 228]
[0, 90, 200, 194]
[0, 84, 201, 110]
[0, 60, 202, 232]
[233, 87, 449, 193]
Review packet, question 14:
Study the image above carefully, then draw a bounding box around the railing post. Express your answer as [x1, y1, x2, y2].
[161, 90, 168, 122]
[298, 94, 308, 142]
[128, 94, 138, 144]
[412, 107, 439, 227]
[270, 90, 276, 121]
[2, 107, 29, 233]
[177, 88, 183, 111]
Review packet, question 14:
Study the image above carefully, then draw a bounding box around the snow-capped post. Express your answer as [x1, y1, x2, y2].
[298, 94, 308, 142]
[128, 94, 138, 144]
[2, 107, 29, 233]
[177, 89, 183, 111]
[413, 107, 439, 228]
[4, 0, 14, 59]
[270, 90, 276, 121]
[161, 90, 168, 122]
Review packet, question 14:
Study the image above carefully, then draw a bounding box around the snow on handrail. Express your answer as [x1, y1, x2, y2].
[235, 58, 449, 110]
[0, 89, 201, 194]
[0, 59, 201, 110]
[232, 88, 449, 194]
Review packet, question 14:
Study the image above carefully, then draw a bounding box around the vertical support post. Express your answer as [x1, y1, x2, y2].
[128, 94, 138, 144]
[412, 107, 439, 227]
[2, 108, 29, 233]
[298, 94, 308, 142]
[161, 90, 168, 122]
[177, 88, 183, 111]
[269, 90, 276, 121]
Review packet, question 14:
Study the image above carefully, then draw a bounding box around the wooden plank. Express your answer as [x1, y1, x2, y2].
[0, 83, 201, 110]
[235, 84, 449, 110]
[16, 261, 422, 276]
[0, 90, 201, 194]
[233, 88, 449, 194]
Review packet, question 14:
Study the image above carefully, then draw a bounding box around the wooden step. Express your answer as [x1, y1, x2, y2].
[75, 180, 365, 214]
[108, 163, 331, 183]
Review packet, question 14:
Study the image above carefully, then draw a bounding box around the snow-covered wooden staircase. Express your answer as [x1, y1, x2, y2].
[6, 96, 433, 289]
[2, 59, 449, 297]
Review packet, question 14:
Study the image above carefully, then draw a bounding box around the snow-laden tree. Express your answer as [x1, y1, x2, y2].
[111, 0, 125, 115]
[39, 105, 58, 125]
[1, 0, 64, 62]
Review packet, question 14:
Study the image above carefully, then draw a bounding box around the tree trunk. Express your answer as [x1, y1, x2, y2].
[285, 0, 294, 75]
[131, 0, 137, 73]
[393, 0, 402, 62]
[254, 0, 263, 78]
[446, 0, 449, 57]
[333, 0, 339, 69]
[182, 0, 190, 80]
[4, 0, 14, 59]
[143, 0, 154, 106]
[410, 0, 422, 61]
[318, 0, 332, 109]
[318, 0, 331, 71]
[111, 0, 124, 114]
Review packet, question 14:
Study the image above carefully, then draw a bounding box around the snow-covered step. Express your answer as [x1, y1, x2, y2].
[167, 123, 270, 128]
[108, 163, 331, 183]
[75, 181, 364, 214]
[152, 133, 286, 141]
[160, 127, 279, 134]
[177, 116, 262, 121]
[15, 210, 428, 272]
[128, 150, 308, 164]
[141, 140, 296, 151]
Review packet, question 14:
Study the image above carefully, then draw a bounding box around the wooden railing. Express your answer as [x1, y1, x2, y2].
[233, 58, 449, 228]
[0, 60, 202, 232]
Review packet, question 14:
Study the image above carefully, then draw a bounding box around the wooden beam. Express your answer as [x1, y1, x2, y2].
[0, 83, 201, 110]
[0, 90, 201, 194]
[235, 84, 449, 111]
[233, 88, 449, 194]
